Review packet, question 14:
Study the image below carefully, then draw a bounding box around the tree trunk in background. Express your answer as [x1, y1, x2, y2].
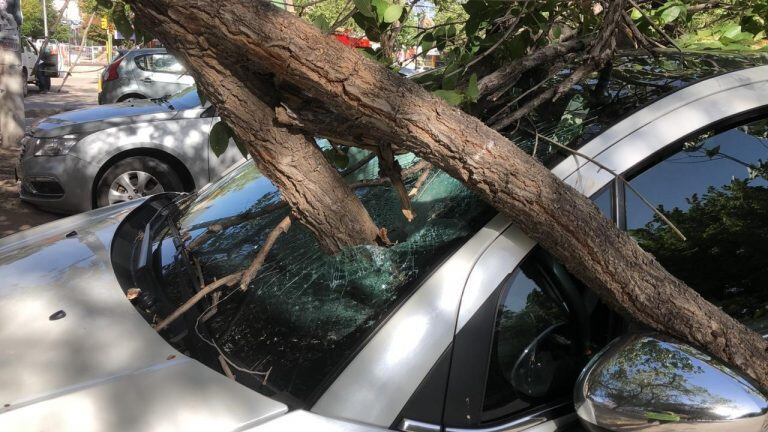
[128, 0, 768, 389]
[0, 48, 24, 149]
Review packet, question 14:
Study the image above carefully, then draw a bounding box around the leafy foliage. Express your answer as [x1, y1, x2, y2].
[20, 0, 70, 41]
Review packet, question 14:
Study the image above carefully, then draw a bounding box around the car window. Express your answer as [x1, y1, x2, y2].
[135, 53, 185, 74]
[625, 116, 768, 333]
[482, 250, 590, 421]
[165, 86, 201, 110]
[163, 152, 496, 407]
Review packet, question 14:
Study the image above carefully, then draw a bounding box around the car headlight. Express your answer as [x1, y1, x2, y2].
[32, 135, 80, 156]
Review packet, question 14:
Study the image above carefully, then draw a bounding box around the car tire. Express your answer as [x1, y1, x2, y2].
[95, 156, 184, 208]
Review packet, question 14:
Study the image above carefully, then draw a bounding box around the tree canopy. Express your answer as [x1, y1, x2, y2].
[20, 0, 70, 41]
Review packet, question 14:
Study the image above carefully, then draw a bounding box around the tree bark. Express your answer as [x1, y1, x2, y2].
[128, 0, 768, 389]
[0, 48, 24, 149]
[149, 22, 382, 253]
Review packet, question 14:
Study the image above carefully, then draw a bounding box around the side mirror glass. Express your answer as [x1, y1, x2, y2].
[575, 332, 768, 431]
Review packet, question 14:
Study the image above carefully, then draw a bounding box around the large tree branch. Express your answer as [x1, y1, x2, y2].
[129, 0, 768, 390]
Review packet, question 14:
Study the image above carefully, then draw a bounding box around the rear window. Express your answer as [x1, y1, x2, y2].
[162, 150, 495, 406]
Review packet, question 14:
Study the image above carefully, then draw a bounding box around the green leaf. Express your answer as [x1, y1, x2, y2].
[630, 7, 642, 20]
[110, 5, 133, 39]
[382, 3, 403, 23]
[420, 39, 434, 54]
[441, 63, 460, 90]
[209, 121, 233, 157]
[433, 89, 464, 106]
[721, 23, 742, 39]
[371, 0, 389, 23]
[96, 0, 114, 10]
[312, 15, 330, 33]
[466, 73, 479, 102]
[234, 137, 248, 158]
[705, 145, 720, 158]
[660, 5, 683, 24]
[322, 148, 350, 169]
[353, 0, 375, 17]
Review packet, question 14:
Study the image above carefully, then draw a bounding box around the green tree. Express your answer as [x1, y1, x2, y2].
[20, 0, 70, 41]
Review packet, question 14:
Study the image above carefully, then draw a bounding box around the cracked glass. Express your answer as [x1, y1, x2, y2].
[162, 152, 495, 407]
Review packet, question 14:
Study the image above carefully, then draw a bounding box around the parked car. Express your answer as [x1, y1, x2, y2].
[3, 53, 768, 431]
[98, 48, 195, 104]
[18, 86, 244, 214]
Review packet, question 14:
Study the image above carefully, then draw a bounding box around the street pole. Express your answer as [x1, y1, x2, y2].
[42, 0, 48, 37]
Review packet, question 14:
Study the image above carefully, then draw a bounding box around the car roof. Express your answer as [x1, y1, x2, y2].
[498, 50, 768, 168]
[124, 47, 167, 57]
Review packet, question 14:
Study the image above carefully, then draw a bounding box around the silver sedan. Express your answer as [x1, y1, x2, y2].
[2, 57, 768, 431]
[18, 87, 244, 214]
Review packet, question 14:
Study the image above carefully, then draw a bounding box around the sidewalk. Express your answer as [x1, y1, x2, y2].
[0, 65, 104, 238]
[24, 64, 103, 119]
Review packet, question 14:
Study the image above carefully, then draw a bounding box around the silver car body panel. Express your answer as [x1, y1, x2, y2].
[31, 99, 180, 138]
[0, 200, 288, 431]
[246, 411, 389, 432]
[313, 65, 768, 428]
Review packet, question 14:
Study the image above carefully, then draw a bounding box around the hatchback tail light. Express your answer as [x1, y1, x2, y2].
[104, 56, 124, 82]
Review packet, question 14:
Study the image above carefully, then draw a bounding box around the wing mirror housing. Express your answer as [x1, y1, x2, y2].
[575, 332, 768, 431]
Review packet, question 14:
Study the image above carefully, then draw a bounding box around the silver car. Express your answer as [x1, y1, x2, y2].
[18, 87, 244, 214]
[2, 55, 768, 431]
[98, 48, 194, 105]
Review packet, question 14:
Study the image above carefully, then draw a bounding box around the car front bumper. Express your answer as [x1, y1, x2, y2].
[18, 153, 97, 214]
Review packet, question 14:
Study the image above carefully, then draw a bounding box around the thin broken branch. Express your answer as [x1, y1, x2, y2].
[627, 0, 683, 54]
[378, 143, 415, 221]
[522, 127, 686, 241]
[408, 167, 432, 198]
[154, 272, 243, 331]
[156, 216, 292, 332]
[239, 216, 292, 290]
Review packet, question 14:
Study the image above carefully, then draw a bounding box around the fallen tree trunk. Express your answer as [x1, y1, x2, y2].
[129, 0, 768, 389]
[177, 47, 381, 254]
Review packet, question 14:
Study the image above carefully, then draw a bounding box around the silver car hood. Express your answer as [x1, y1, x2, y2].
[0, 202, 287, 431]
[31, 99, 181, 138]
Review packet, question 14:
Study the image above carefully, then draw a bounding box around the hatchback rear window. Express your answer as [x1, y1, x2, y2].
[161, 151, 495, 406]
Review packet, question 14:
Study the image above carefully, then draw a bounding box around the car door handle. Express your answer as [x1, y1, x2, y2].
[142, 77, 153, 83]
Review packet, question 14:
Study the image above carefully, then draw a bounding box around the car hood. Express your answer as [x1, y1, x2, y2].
[0, 202, 287, 431]
[31, 99, 181, 138]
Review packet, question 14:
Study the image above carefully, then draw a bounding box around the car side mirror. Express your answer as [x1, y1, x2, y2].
[574, 332, 768, 432]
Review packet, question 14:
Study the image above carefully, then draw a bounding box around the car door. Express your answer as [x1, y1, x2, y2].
[133, 52, 194, 98]
[408, 188, 615, 432]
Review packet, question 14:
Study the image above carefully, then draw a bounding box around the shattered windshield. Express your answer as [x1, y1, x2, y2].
[159, 151, 495, 407]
